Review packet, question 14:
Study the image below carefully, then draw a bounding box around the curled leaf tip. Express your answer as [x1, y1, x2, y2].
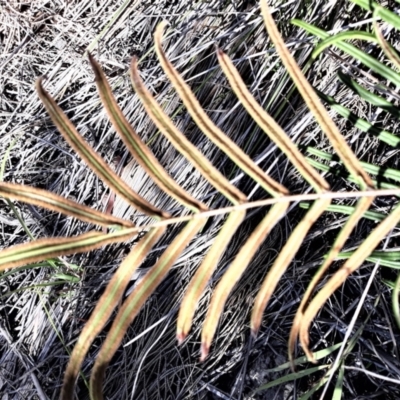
[250, 326, 259, 339]
[200, 343, 209, 362]
[300, 330, 316, 363]
[157, 20, 169, 31]
[130, 56, 139, 72]
[289, 359, 296, 373]
[36, 74, 49, 86]
[88, 52, 102, 81]
[307, 353, 317, 364]
[35, 77, 46, 95]
[176, 332, 186, 346]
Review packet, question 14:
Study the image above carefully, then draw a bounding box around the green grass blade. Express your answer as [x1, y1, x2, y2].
[338, 71, 400, 120]
[316, 90, 400, 147]
[311, 31, 378, 61]
[306, 157, 399, 190]
[393, 274, 400, 330]
[300, 202, 400, 227]
[265, 342, 343, 373]
[306, 146, 400, 182]
[255, 365, 329, 393]
[332, 364, 345, 400]
[350, 0, 400, 29]
[335, 250, 400, 269]
[292, 19, 400, 88]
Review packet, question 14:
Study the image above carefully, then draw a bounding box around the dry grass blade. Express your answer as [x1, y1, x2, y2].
[299, 202, 400, 361]
[154, 22, 288, 198]
[216, 48, 328, 193]
[36, 78, 169, 219]
[88, 53, 207, 213]
[89, 218, 206, 400]
[0, 228, 137, 271]
[61, 226, 166, 400]
[288, 196, 374, 368]
[200, 202, 289, 360]
[373, 12, 400, 70]
[251, 198, 332, 335]
[177, 210, 246, 344]
[260, 0, 373, 190]
[0, 182, 133, 228]
[130, 58, 247, 205]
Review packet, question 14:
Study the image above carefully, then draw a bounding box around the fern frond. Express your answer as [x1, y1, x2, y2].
[1, 1, 399, 398]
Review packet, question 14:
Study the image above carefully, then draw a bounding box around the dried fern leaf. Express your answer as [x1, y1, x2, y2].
[300, 202, 400, 361]
[261, 1, 373, 189]
[200, 202, 289, 360]
[260, 1, 377, 364]
[154, 22, 288, 198]
[288, 196, 374, 368]
[89, 218, 206, 400]
[251, 198, 331, 335]
[88, 54, 207, 213]
[373, 15, 400, 68]
[36, 78, 169, 219]
[0, 182, 132, 228]
[216, 48, 328, 192]
[177, 210, 246, 344]
[61, 226, 166, 400]
[130, 58, 246, 205]
[0, 228, 137, 271]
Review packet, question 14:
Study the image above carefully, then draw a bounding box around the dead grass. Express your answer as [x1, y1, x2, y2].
[1, 0, 400, 399]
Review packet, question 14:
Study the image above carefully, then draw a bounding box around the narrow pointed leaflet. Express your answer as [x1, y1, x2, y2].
[0, 182, 133, 228]
[89, 218, 206, 400]
[154, 22, 288, 198]
[177, 210, 247, 345]
[0, 228, 137, 271]
[88, 53, 206, 213]
[200, 202, 288, 360]
[130, 58, 247, 205]
[61, 227, 166, 400]
[260, 0, 375, 362]
[300, 202, 400, 361]
[37, 78, 169, 219]
[260, 0, 373, 190]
